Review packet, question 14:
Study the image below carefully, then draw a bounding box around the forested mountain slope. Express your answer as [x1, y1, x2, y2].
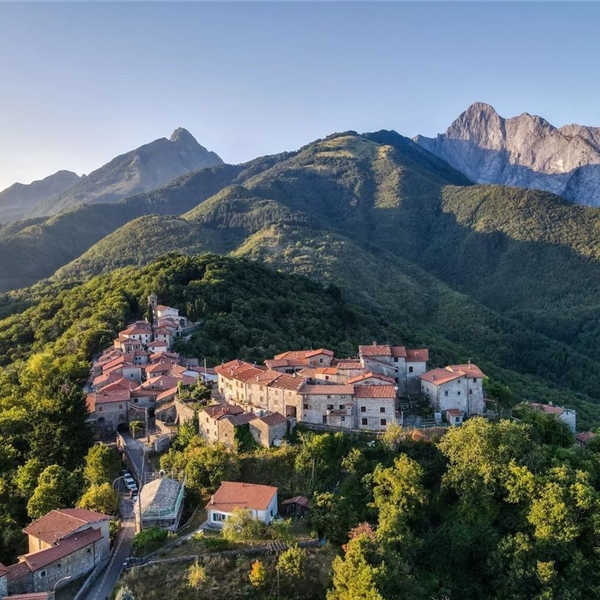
[48, 132, 600, 423]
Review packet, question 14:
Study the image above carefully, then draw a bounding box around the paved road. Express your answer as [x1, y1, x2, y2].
[120, 431, 152, 486]
[86, 516, 135, 600]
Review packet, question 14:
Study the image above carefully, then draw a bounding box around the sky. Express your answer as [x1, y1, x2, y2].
[1, 1, 599, 192]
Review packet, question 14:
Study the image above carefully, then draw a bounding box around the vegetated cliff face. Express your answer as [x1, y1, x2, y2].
[0, 170, 80, 223]
[415, 102, 600, 206]
[28, 127, 224, 217]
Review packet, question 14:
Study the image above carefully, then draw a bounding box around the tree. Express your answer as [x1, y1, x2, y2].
[249, 559, 268, 588]
[188, 560, 207, 589]
[327, 534, 384, 600]
[27, 465, 81, 519]
[78, 483, 118, 514]
[278, 544, 308, 580]
[129, 420, 144, 440]
[84, 443, 120, 486]
[222, 508, 265, 542]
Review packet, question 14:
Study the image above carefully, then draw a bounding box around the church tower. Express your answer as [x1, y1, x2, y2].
[147, 293, 158, 325]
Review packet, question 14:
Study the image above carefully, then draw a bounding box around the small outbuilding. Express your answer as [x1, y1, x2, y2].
[134, 476, 185, 533]
[281, 496, 310, 517]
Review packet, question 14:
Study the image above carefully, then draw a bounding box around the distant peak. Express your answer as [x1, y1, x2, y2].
[169, 128, 198, 144]
[462, 102, 499, 117]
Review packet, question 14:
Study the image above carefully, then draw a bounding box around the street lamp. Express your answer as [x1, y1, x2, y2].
[112, 475, 125, 492]
[52, 575, 72, 597]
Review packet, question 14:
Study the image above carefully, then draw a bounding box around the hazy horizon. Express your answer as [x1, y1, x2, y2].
[2, 1, 599, 192]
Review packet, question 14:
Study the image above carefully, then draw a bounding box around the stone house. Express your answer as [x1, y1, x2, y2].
[575, 432, 596, 448]
[299, 385, 354, 426]
[420, 364, 485, 417]
[266, 349, 334, 373]
[206, 482, 278, 528]
[446, 408, 464, 426]
[354, 385, 397, 431]
[199, 404, 245, 444]
[249, 412, 288, 447]
[358, 343, 429, 396]
[86, 389, 130, 436]
[6, 509, 110, 596]
[528, 402, 577, 433]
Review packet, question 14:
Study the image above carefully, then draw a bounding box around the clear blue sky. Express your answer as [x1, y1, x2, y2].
[1, 2, 599, 192]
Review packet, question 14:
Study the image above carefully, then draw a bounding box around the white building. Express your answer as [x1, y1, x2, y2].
[420, 364, 485, 418]
[206, 482, 278, 528]
[528, 402, 577, 433]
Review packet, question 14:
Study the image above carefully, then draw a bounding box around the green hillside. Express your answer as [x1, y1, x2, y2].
[47, 132, 600, 425]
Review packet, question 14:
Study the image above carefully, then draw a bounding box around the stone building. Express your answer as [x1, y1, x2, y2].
[134, 476, 185, 532]
[5, 509, 110, 596]
[249, 412, 288, 447]
[354, 385, 397, 431]
[420, 364, 485, 418]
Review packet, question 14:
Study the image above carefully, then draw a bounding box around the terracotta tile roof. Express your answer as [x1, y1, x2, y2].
[101, 378, 139, 392]
[528, 402, 567, 417]
[92, 372, 120, 387]
[204, 404, 245, 421]
[391, 345, 407, 358]
[347, 372, 396, 385]
[419, 368, 464, 386]
[406, 348, 429, 362]
[359, 343, 392, 357]
[207, 482, 278, 513]
[315, 367, 338, 375]
[227, 412, 258, 426]
[446, 408, 464, 417]
[157, 387, 178, 402]
[353, 385, 397, 398]
[130, 388, 161, 398]
[6, 561, 31, 582]
[0, 561, 8, 576]
[145, 361, 173, 374]
[22, 527, 102, 571]
[300, 385, 354, 395]
[23, 509, 110, 545]
[305, 348, 334, 358]
[576, 432, 596, 443]
[259, 412, 287, 426]
[120, 327, 151, 336]
[267, 373, 306, 391]
[449, 364, 485, 379]
[87, 389, 131, 408]
[335, 361, 362, 370]
[156, 304, 177, 312]
[142, 375, 180, 391]
[281, 495, 310, 509]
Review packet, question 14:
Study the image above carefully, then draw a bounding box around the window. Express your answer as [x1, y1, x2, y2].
[319, 358, 323, 363]
[473, 378, 478, 383]
[87, 548, 92, 553]
[40, 571, 46, 577]
[408, 366, 413, 373]
[339, 405, 344, 410]
[341, 395, 346, 399]
[361, 406, 366, 413]
[98, 406, 103, 412]
[270, 509, 274, 517]
[56, 563, 61, 568]
[325, 376, 329, 380]
[380, 407, 386, 413]
[322, 415, 327, 424]
[341, 416, 345, 421]
[303, 403, 309, 410]
[380, 419, 387, 426]
[327, 395, 331, 399]
[361, 418, 368, 426]
[469, 389, 473, 394]
[119, 404, 123, 409]
[327, 404, 334, 410]
[457, 391, 461, 396]
[394, 357, 398, 363]
[444, 391, 448, 397]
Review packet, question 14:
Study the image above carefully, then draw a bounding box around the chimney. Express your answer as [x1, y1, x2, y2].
[373, 341, 377, 346]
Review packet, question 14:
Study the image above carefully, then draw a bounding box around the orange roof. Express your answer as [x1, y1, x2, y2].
[406, 348, 429, 362]
[281, 495, 310, 508]
[335, 361, 362, 370]
[23, 508, 110, 545]
[391, 346, 407, 358]
[420, 364, 484, 385]
[300, 385, 354, 395]
[446, 408, 464, 417]
[576, 432, 596, 443]
[267, 373, 306, 391]
[448, 364, 485, 379]
[305, 348, 334, 358]
[87, 389, 131, 408]
[157, 387, 178, 402]
[101, 378, 139, 392]
[203, 404, 245, 420]
[142, 375, 180, 390]
[353, 385, 397, 399]
[528, 402, 568, 417]
[359, 344, 391, 357]
[22, 527, 102, 571]
[347, 372, 396, 385]
[207, 482, 278, 513]
[145, 361, 173, 374]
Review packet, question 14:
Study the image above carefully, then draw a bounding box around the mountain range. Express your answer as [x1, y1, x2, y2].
[0, 128, 223, 223]
[4, 114, 600, 423]
[415, 102, 600, 206]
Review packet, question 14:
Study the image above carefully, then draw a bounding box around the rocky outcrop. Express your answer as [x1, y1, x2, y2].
[0, 170, 80, 223]
[28, 128, 223, 217]
[415, 103, 600, 206]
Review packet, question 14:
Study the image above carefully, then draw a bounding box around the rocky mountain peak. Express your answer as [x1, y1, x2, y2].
[169, 127, 197, 144]
[415, 104, 600, 206]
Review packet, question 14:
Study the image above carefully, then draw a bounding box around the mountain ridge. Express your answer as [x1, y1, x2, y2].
[414, 102, 600, 206]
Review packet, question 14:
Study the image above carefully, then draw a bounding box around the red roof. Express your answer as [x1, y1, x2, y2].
[203, 405, 245, 421]
[446, 408, 464, 417]
[22, 527, 102, 571]
[391, 345, 407, 358]
[406, 348, 429, 362]
[86, 389, 131, 409]
[358, 344, 392, 357]
[300, 385, 354, 395]
[6, 561, 31, 582]
[4, 594, 52, 600]
[101, 378, 138, 392]
[259, 412, 287, 426]
[267, 373, 306, 391]
[23, 508, 110, 545]
[353, 385, 397, 399]
[420, 364, 484, 386]
[576, 432, 596, 443]
[157, 387, 178, 402]
[0, 561, 8, 576]
[281, 495, 310, 509]
[347, 372, 396, 385]
[228, 412, 259, 426]
[448, 364, 485, 379]
[145, 361, 173, 374]
[335, 361, 362, 370]
[207, 482, 278, 513]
